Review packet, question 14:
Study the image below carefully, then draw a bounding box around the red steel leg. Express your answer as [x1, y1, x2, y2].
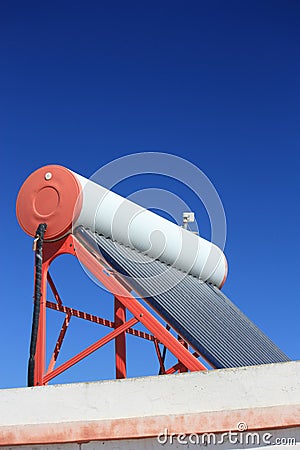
[33, 236, 74, 385]
[114, 296, 127, 379]
[34, 260, 49, 386]
[154, 339, 166, 374]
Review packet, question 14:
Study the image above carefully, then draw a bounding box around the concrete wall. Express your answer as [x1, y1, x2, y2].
[1, 428, 300, 450]
[0, 361, 299, 448]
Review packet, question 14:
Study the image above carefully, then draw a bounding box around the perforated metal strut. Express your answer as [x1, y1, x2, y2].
[28, 223, 47, 387]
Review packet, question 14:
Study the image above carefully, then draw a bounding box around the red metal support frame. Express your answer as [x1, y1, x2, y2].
[43, 317, 138, 383]
[32, 234, 207, 385]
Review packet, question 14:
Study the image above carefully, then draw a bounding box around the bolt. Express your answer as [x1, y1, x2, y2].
[45, 172, 52, 180]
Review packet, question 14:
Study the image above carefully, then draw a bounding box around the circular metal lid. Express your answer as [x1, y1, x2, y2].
[16, 165, 82, 240]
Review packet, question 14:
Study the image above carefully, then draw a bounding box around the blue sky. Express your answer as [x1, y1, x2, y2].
[1, 1, 299, 388]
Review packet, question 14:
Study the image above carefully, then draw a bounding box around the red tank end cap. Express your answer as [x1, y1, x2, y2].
[16, 165, 82, 240]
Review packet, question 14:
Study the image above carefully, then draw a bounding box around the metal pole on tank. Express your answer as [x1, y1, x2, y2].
[182, 212, 195, 230]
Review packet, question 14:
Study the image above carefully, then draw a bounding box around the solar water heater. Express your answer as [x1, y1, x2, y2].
[16, 165, 289, 386]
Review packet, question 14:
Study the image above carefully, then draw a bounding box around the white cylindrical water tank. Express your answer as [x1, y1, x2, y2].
[16, 165, 228, 288]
